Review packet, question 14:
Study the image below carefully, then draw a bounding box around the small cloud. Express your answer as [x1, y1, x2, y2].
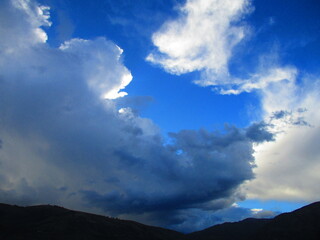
[268, 17, 276, 26]
[269, 109, 311, 128]
[270, 110, 291, 120]
[250, 208, 263, 213]
[246, 122, 274, 143]
[253, 209, 280, 218]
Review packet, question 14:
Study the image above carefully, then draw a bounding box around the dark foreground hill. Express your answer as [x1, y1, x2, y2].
[0, 203, 185, 240]
[188, 218, 272, 240]
[0, 201, 320, 240]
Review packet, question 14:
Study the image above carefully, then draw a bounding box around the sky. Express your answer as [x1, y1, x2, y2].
[0, 0, 319, 233]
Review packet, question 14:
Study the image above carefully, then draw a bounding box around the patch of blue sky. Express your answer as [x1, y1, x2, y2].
[247, 0, 320, 73]
[238, 199, 309, 213]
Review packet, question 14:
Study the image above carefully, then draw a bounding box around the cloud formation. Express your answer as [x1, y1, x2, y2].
[244, 76, 320, 202]
[147, 0, 251, 89]
[147, 0, 250, 75]
[146, 0, 301, 96]
[0, 0, 276, 232]
[147, 0, 320, 214]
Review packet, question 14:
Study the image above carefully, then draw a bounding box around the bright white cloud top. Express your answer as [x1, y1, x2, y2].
[59, 38, 132, 99]
[0, 0, 319, 233]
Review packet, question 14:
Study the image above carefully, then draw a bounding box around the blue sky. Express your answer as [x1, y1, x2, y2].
[0, 0, 319, 233]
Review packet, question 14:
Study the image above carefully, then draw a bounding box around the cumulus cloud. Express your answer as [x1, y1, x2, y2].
[0, 0, 277, 231]
[59, 38, 132, 99]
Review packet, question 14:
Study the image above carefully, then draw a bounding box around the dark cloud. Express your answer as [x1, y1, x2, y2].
[270, 110, 311, 127]
[81, 125, 274, 229]
[292, 117, 310, 127]
[245, 122, 274, 143]
[271, 110, 291, 120]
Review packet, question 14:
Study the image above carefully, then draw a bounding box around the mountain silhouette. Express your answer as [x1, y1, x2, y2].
[188, 218, 272, 240]
[188, 201, 320, 240]
[0, 203, 184, 240]
[0, 201, 319, 239]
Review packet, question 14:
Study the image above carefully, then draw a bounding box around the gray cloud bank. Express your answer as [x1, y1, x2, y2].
[0, 0, 274, 232]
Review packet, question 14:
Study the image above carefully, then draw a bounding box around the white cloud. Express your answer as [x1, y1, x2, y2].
[244, 76, 320, 202]
[219, 66, 298, 95]
[147, 0, 250, 78]
[146, 0, 301, 96]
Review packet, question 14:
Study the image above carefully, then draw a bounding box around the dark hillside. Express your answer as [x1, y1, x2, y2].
[187, 218, 272, 240]
[187, 201, 320, 240]
[0, 203, 185, 240]
[254, 201, 320, 240]
[1, 201, 320, 240]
